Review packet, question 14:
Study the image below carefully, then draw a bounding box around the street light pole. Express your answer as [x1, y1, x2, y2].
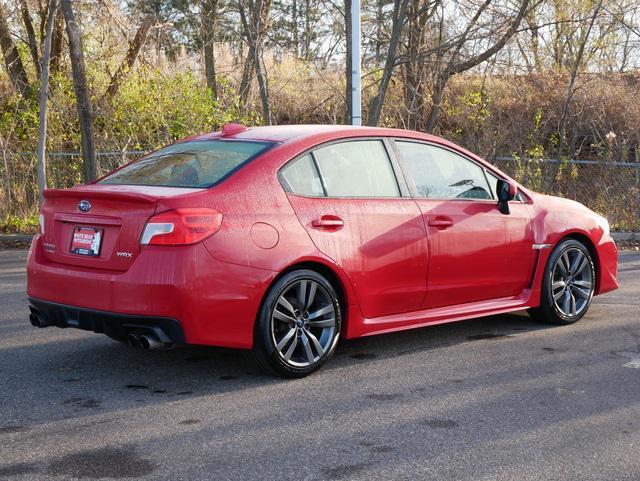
[350, 0, 361, 126]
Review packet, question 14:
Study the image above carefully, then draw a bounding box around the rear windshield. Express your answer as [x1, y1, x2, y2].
[99, 140, 274, 188]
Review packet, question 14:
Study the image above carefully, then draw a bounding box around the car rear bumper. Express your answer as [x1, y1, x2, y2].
[27, 234, 276, 348]
[28, 297, 186, 344]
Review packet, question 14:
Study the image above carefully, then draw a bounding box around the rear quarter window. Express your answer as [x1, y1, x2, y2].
[100, 140, 273, 188]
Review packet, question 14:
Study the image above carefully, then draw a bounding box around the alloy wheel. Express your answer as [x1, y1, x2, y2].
[270, 279, 337, 368]
[551, 247, 594, 317]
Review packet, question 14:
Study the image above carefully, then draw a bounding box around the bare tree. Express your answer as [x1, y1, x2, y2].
[0, 1, 32, 98]
[104, 16, 155, 99]
[402, 0, 441, 129]
[61, 0, 99, 181]
[366, 0, 437, 126]
[557, 0, 604, 157]
[239, 0, 272, 123]
[36, 0, 59, 202]
[19, 0, 41, 78]
[49, 9, 64, 75]
[238, 0, 271, 107]
[202, 0, 219, 99]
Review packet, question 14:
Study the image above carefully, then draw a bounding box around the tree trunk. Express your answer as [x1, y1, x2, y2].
[402, 0, 432, 130]
[546, 0, 602, 191]
[61, 0, 99, 182]
[49, 9, 64, 75]
[20, 0, 41, 78]
[239, 0, 271, 124]
[291, 0, 299, 57]
[254, 47, 271, 125]
[366, 0, 410, 126]
[344, 0, 352, 124]
[238, 48, 254, 104]
[424, 73, 447, 132]
[303, 0, 310, 60]
[202, 0, 218, 98]
[37, 0, 59, 203]
[104, 16, 154, 99]
[0, 2, 31, 98]
[425, 0, 530, 132]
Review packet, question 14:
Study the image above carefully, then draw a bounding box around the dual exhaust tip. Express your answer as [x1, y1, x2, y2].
[29, 312, 172, 350]
[127, 333, 172, 350]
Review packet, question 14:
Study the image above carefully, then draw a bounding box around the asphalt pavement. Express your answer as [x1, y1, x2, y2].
[0, 248, 639, 480]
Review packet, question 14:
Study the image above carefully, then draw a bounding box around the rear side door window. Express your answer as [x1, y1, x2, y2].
[280, 154, 325, 197]
[395, 141, 491, 200]
[312, 140, 400, 197]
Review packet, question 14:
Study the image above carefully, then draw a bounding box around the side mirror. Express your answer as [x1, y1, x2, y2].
[496, 179, 517, 215]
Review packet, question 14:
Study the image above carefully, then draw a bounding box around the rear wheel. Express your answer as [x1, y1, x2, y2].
[252, 269, 342, 378]
[529, 239, 596, 324]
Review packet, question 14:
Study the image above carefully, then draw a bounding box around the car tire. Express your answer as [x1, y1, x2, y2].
[252, 269, 342, 378]
[528, 239, 596, 325]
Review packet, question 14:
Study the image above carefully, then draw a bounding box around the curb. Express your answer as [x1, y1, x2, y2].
[611, 232, 639, 241]
[0, 234, 34, 242]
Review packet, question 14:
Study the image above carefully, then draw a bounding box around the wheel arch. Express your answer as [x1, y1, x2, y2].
[257, 257, 355, 336]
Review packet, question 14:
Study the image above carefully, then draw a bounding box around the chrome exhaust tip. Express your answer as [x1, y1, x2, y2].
[138, 334, 169, 350]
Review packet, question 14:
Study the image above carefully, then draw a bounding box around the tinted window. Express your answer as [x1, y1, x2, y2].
[397, 142, 491, 200]
[313, 140, 400, 197]
[280, 154, 325, 196]
[100, 140, 273, 188]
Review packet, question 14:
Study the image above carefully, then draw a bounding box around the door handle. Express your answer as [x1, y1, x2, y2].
[311, 215, 344, 229]
[428, 217, 453, 229]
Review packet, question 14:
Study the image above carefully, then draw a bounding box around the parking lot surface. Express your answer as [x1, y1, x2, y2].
[0, 249, 639, 480]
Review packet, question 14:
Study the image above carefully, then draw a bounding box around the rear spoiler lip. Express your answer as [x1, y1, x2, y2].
[43, 188, 157, 204]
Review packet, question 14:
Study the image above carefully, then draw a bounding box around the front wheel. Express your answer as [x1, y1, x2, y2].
[252, 269, 342, 378]
[529, 239, 596, 325]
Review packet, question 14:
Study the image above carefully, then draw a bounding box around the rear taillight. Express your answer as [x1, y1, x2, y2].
[140, 208, 223, 246]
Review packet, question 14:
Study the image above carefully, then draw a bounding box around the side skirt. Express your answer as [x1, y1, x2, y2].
[344, 248, 552, 339]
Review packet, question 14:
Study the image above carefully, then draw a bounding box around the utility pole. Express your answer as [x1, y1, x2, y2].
[350, 0, 361, 126]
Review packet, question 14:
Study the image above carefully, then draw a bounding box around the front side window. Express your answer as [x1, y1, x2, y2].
[100, 140, 273, 188]
[396, 142, 491, 200]
[312, 140, 400, 197]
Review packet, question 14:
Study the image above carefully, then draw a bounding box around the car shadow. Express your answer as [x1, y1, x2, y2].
[0, 309, 558, 426]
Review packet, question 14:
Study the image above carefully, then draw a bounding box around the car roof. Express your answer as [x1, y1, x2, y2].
[184, 124, 442, 144]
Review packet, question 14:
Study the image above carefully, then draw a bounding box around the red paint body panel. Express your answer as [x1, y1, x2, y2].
[414, 199, 534, 308]
[27, 125, 619, 349]
[286, 195, 428, 318]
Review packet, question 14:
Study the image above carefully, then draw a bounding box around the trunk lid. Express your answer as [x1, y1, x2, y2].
[41, 184, 203, 271]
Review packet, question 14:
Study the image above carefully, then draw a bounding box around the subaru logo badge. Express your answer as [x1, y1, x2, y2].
[78, 200, 91, 212]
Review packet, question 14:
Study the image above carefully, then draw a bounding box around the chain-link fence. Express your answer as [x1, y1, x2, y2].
[491, 157, 640, 231]
[1, 151, 639, 231]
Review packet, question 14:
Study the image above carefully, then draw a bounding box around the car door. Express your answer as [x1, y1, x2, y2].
[393, 140, 534, 309]
[280, 139, 429, 319]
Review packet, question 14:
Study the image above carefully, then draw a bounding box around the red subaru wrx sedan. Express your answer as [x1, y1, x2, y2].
[27, 124, 619, 377]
